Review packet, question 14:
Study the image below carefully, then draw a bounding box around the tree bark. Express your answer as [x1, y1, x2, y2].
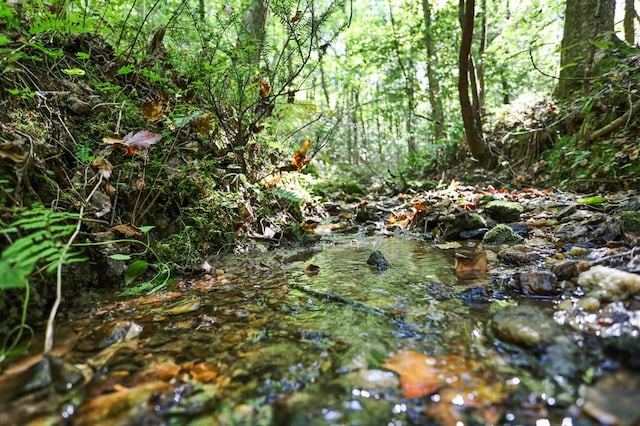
[458, 0, 490, 167]
[421, 0, 445, 140]
[240, 0, 269, 66]
[624, 0, 635, 44]
[554, 0, 615, 99]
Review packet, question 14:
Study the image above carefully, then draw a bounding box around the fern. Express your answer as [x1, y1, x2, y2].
[0, 208, 86, 290]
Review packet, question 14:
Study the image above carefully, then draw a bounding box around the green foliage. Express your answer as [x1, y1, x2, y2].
[0, 206, 85, 362]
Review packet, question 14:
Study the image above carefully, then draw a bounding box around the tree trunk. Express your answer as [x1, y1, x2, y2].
[240, 0, 269, 66]
[458, 0, 491, 167]
[421, 0, 445, 140]
[554, 0, 615, 99]
[624, 0, 635, 44]
[477, 0, 487, 116]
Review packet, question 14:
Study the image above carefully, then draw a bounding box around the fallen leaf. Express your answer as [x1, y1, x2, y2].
[109, 224, 142, 237]
[140, 100, 164, 123]
[454, 243, 488, 279]
[383, 350, 470, 399]
[122, 130, 162, 150]
[190, 112, 213, 134]
[92, 158, 113, 180]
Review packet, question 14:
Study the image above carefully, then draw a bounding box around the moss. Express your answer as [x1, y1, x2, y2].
[482, 224, 523, 244]
[485, 201, 523, 223]
[619, 211, 640, 234]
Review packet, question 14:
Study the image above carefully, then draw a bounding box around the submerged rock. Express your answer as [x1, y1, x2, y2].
[482, 224, 523, 244]
[484, 200, 522, 223]
[491, 305, 562, 347]
[367, 250, 390, 271]
[583, 370, 640, 426]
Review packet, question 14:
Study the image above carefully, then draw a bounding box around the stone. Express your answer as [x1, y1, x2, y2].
[367, 250, 389, 271]
[578, 265, 640, 302]
[482, 224, 523, 244]
[484, 200, 523, 223]
[513, 270, 560, 296]
[491, 305, 561, 347]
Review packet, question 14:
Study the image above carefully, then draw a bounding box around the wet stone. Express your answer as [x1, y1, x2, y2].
[619, 211, 640, 234]
[578, 265, 640, 302]
[554, 260, 578, 280]
[583, 370, 640, 426]
[491, 305, 562, 347]
[76, 320, 143, 352]
[512, 270, 560, 297]
[484, 200, 523, 223]
[499, 248, 541, 265]
[443, 212, 487, 240]
[367, 250, 389, 271]
[482, 224, 523, 244]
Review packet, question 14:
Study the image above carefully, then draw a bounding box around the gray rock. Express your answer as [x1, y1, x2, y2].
[492, 305, 561, 347]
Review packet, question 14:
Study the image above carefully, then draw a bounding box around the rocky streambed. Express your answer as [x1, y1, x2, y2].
[0, 184, 639, 425]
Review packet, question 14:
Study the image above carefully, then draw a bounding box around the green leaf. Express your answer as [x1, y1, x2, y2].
[138, 225, 155, 234]
[76, 52, 90, 60]
[62, 68, 86, 76]
[0, 259, 28, 289]
[117, 65, 135, 75]
[108, 253, 131, 261]
[125, 259, 149, 286]
[577, 196, 606, 205]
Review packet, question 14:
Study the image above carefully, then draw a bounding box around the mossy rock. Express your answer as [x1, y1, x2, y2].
[484, 201, 522, 223]
[482, 224, 523, 244]
[619, 211, 640, 234]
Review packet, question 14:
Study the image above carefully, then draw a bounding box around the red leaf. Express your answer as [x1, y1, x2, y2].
[123, 130, 162, 150]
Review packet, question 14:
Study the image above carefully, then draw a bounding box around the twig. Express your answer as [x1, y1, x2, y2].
[44, 206, 84, 355]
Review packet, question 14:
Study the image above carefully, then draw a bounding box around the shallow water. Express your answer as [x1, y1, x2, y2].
[0, 233, 604, 425]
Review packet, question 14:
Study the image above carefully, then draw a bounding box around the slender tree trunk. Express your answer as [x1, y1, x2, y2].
[387, 0, 417, 154]
[477, 0, 487, 116]
[458, 0, 490, 167]
[624, 0, 635, 44]
[421, 0, 445, 140]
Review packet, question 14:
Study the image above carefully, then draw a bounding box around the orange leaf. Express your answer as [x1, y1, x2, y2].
[254, 77, 270, 97]
[454, 243, 488, 279]
[291, 140, 311, 171]
[383, 351, 470, 399]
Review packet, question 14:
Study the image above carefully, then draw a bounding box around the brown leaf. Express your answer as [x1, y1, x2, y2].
[291, 10, 302, 22]
[141, 100, 164, 123]
[109, 224, 142, 237]
[383, 350, 471, 399]
[92, 158, 113, 180]
[454, 243, 488, 279]
[190, 112, 213, 134]
[305, 264, 320, 276]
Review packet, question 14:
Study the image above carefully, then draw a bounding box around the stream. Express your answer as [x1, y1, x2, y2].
[1, 198, 640, 425]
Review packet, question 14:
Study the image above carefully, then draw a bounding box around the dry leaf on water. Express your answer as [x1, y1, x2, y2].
[454, 243, 488, 279]
[383, 350, 471, 399]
